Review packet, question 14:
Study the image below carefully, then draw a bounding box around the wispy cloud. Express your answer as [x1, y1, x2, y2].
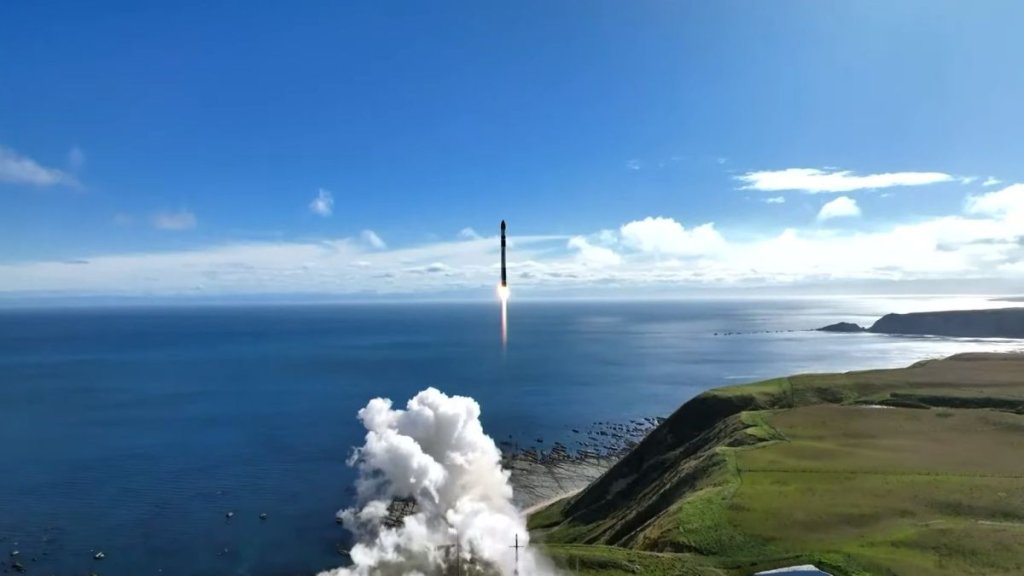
[152, 210, 197, 231]
[737, 167, 953, 194]
[764, 196, 786, 204]
[309, 188, 334, 217]
[458, 227, 481, 240]
[625, 159, 641, 171]
[0, 144, 79, 187]
[407, 262, 451, 274]
[817, 196, 861, 221]
[68, 146, 86, 170]
[983, 177, 1003, 187]
[361, 229, 387, 249]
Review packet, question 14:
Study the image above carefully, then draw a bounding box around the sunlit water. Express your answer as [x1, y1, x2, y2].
[0, 297, 1020, 575]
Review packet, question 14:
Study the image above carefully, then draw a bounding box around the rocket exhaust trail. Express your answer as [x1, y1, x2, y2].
[501, 294, 508, 346]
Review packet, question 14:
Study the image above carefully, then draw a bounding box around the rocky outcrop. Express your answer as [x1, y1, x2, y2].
[817, 322, 866, 333]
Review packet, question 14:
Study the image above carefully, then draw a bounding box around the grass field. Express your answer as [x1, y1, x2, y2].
[529, 353, 1024, 576]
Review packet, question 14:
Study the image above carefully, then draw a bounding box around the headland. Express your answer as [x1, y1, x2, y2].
[527, 353, 1024, 576]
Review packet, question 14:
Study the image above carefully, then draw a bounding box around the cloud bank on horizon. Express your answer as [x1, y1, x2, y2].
[2, 164, 1024, 298]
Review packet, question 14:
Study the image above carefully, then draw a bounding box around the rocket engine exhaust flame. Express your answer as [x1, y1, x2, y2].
[498, 284, 509, 346]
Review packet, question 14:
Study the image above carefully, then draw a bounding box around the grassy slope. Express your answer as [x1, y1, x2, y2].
[529, 353, 1024, 575]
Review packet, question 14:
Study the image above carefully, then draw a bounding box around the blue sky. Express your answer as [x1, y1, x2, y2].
[3, 1, 1024, 298]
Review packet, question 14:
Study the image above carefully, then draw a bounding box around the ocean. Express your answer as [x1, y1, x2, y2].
[0, 297, 1019, 576]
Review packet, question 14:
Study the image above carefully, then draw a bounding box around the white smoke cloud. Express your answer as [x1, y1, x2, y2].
[321, 388, 555, 576]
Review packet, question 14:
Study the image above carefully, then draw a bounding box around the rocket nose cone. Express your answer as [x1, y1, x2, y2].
[501, 220, 506, 229]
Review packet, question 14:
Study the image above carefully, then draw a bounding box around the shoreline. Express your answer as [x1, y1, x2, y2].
[503, 417, 662, 511]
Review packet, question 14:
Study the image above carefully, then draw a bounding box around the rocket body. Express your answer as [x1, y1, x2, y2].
[500, 220, 507, 287]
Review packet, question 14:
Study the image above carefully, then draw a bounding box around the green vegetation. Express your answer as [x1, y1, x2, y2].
[529, 353, 1024, 575]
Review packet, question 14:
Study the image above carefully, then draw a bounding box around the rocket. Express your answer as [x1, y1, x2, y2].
[500, 220, 507, 287]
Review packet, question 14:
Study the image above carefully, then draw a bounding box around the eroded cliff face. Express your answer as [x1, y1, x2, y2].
[548, 389, 785, 547]
[869, 307, 1024, 338]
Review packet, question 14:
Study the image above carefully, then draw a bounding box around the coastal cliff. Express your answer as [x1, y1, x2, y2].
[818, 307, 1024, 338]
[870, 307, 1024, 338]
[529, 353, 1024, 576]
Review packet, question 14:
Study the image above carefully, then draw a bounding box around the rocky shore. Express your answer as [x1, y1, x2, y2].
[502, 417, 664, 510]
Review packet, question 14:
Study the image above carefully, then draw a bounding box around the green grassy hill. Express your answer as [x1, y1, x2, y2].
[529, 353, 1024, 575]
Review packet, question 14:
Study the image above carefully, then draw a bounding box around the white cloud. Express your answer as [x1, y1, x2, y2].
[152, 210, 197, 231]
[567, 236, 622, 267]
[737, 167, 953, 194]
[309, 188, 334, 217]
[361, 229, 387, 249]
[983, 177, 1003, 187]
[68, 146, 85, 170]
[626, 159, 641, 171]
[8, 184, 1024, 297]
[619, 216, 725, 256]
[817, 196, 861, 221]
[960, 176, 978, 185]
[458, 227, 481, 240]
[764, 196, 786, 204]
[965, 184, 1024, 218]
[0, 145, 79, 187]
[595, 229, 618, 246]
[407, 262, 452, 274]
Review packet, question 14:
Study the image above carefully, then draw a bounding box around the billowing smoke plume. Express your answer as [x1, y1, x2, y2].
[320, 388, 556, 576]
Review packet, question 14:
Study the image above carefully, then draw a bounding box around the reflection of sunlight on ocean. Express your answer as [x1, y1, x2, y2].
[858, 294, 1021, 315]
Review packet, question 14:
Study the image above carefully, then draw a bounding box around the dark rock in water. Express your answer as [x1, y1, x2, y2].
[11, 561, 25, 573]
[818, 322, 866, 333]
[225, 511, 234, 519]
[259, 512, 268, 520]
[94, 551, 105, 560]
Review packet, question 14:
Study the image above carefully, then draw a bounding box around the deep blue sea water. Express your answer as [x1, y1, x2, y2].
[0, 298, 1020, 575]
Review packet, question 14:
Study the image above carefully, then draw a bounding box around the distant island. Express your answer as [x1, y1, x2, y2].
[528, 353, 1024, 576]
[818, 307, 1024, 338]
